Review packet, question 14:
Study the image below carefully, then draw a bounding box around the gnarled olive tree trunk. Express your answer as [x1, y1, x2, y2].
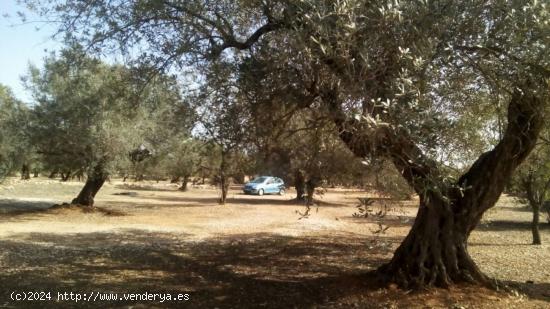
[71, 161, 108, 207]
[330, 86, 544, 288]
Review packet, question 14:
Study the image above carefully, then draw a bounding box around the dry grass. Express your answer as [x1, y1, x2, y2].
[0, 177, 548, 308]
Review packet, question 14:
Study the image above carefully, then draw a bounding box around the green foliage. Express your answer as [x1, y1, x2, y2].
[510, 130, 550, 210]
[115, 73, 196, 181]
[25, 46, 193, 179]
[141, 137, 203, 182]
[22, 0, 549, 192]
[0, 85, 31, 180]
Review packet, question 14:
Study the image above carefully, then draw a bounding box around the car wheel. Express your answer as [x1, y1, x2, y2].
[258, 189, 264, 196]
[279, 188, 285, 195]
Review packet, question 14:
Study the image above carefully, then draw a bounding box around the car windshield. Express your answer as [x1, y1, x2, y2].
[250, 177, 268, 184]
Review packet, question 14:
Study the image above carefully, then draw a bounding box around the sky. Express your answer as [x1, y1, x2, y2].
[0, 1, 61, 102]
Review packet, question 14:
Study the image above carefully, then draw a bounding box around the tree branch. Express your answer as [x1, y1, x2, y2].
[458, 84, 545, 224]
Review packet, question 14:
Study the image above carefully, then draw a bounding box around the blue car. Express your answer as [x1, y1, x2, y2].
[243, 176, 285, 196]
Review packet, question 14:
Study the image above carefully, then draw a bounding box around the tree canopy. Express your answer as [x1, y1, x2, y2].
[0, 84, 30, 180]
[21, 0, 550, 288]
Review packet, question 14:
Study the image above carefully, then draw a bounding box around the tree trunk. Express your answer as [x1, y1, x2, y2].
[305, 177, 318, 206]
[295, 169, 306, 201]
[377, 193, 488, 288]
[524, 172, 543, 245]
[219, 174, 228, 204]
[61, 170, 72, 182]
[76, 170, 84, 181]
[171, 176, 180, 184]
[33, 170, 39, 178]
[219, 152, 229, 205]
[21, 164, 30, 180]
[531, 203, 542, 245]
[325, 84, 544, 288]
[71, 161, 108, 207]
[179, 175, 190, 191]
[48, 170, 57, 179]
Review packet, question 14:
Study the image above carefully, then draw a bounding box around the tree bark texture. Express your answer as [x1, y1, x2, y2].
[71, 161, 108, 207]
[327, 85, 544, 287]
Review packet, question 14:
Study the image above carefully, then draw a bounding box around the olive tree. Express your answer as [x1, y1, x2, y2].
[118, 75, 196, 183]
[26, 0, 549, 288]
[0, 85, 32, 181]
[510, 129, 550, 245]
[193, 61, 250, 204]
[26, 46, 176, 206]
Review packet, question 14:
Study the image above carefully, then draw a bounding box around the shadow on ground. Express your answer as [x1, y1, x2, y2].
[0, 199, 54, 214]
[475, 220, 550, 232]
[505, 281, 550, 303]
[1, 229, 547, 308]
[136, 194, 348, 208]
[0, 230, 399, 308]
[115, 183, 179, 192]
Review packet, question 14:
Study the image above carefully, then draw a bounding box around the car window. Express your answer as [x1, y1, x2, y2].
[266, 179, 274, 184]
[251, 177, 267, 183]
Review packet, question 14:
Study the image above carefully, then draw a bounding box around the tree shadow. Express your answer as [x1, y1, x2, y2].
[0, 198, 54, 214]
[101, 200, 210, 210]
[504, 280, 550, 302]
[475, 220, 550, 232]
[145, 195, 347, 207]
[0, 198, 126, 222]
[0, 230, 397, 308]
[0, 198, 59, 222]
[115, 183, 179, 192]
[468, 242, 532, 247]
[343, 215, 415, 229]
[496, 204, 532, 212]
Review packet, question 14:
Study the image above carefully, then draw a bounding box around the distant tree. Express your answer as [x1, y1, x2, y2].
[26, 46, 177, 206]
[194, 61, 249, 204]
[511, 130, 550, 245]
[0, 85, 32, 181]
[119, 74, 195, 183]
[153, 137, 203, 191]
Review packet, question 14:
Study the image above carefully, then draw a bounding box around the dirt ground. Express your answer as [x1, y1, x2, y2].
[0, 178, 549, 308]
